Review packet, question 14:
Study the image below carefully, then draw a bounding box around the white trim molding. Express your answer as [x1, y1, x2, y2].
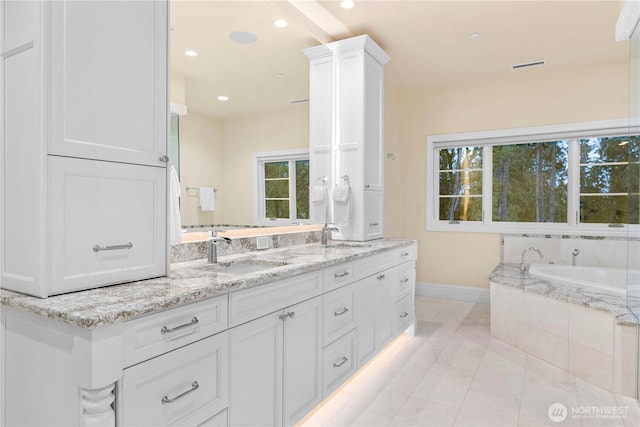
[415, 282, 490, 304]
[616, 0, 640, 42]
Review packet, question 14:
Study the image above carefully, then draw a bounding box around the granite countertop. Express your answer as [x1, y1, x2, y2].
[0, 240, 415, 330]
[490, 263, 637, 327]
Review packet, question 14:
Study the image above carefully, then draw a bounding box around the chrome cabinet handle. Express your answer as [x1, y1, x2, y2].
[279, 311, 295, 321]
[401, 252, 410, 257]
[161, 317, 199, 335]
[93, 242, 133, 252]
[161, 381, 199, 405]
[365, 184, 370, 189]
[333, 356, 348, 368]
[377, 274, 385, 280]
[400, 312, 409, 318]
[159, 155, 170, 163]
[334, 307, 349, 316]
[369, 222, 379, 227]
[400, 278, 409, 283]
[334, 271, 350, 278]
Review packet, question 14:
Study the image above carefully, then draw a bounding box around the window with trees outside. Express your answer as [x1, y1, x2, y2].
[255, 150, 309, 225]
[427, 120, 640, 234]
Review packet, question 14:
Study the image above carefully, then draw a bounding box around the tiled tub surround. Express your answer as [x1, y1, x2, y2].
[0, 239, 411, 329]
[490, 263, 638, 396]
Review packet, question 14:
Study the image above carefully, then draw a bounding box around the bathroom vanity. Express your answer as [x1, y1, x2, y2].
[0, 240, 417, 426]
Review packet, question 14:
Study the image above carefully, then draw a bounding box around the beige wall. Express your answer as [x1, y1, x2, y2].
[178, 111, 224, 226]
[178, 104, 309, 226]
[384, 59, 630, 288]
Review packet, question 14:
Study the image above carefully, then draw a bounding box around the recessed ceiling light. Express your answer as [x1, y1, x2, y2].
[274, 19, 287, 28]
[341, 0, 355, 9]
[184, 50, 198, 57]
[229, 31, 258, 44]
[217, 95, 229, 102]
[275, 72, 285, 78]
[469, 32, 481, 39]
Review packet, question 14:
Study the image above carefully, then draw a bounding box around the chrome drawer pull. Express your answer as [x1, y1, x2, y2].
[279, 311, 295, 321]
[161, 381, 199, 405]
[161, 317, 199, 335]
[334, 307, 349, 316]
[400, 312, 409, 318]
[400, 278, 409, 283]
[333, 356, 348, 368]
[401, 252, 410, 257]
[369, 222, 379, 227]
[159, 155, 170, 163]
[334, 271, 350, 278]
[377, 274, 385, 280]
[92, 242, 133, 252]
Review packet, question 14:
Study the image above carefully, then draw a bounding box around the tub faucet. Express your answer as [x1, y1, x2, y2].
[520, 247, 544, 273]
[572, 248, 580, 266]
[321, 223, 339, 246]
[208, 232, 232, 263]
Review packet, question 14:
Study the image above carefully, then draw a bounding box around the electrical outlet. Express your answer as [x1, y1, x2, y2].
[256, 236, 270, 250]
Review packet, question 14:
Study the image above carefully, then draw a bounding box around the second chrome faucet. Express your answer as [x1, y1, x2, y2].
[520, 247, 544, 273]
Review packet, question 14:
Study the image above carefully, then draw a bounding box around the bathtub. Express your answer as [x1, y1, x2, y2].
[528, 263, 637, 297]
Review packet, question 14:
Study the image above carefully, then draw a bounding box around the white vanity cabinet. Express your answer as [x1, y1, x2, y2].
[0, 0, 169, 297]
[229, 293, 323, 427]
[305, 35, 389, 241]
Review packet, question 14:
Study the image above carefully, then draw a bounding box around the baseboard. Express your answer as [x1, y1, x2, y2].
[416, 282, 490, 304]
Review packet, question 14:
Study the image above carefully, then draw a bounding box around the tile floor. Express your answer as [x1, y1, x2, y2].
[298, 297, 640, 427]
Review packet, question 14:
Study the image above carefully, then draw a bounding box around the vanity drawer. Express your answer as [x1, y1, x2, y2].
[393, 295, 413, 336]
[396, 244, 417, 263]
[394, 263, 415, 302]
[322, 329, 357, 397]
[323, 283, 357, 346]
[123, 295, 228, 367]
[49, 156, 167, 295]
[354, 252, 395, 280]
[229, 272, 322, 327]
[121, 331, 228, 427]
[323, 261, 356, 292]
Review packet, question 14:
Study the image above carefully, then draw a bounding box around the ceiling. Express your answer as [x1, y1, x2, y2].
[170, 0, 628, 119]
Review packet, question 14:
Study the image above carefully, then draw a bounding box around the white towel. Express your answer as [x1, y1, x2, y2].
[198, 187, 215, 211]
[169, 166, 182, 244]
[333, 183, 352, 226]
[310, 185, 327, 203]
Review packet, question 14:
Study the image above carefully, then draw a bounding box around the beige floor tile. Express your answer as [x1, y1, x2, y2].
[299, 297, 637, 427]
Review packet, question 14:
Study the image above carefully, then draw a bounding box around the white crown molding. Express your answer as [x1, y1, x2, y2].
[616, 0, 640, 41]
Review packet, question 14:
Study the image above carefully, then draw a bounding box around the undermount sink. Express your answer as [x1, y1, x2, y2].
[193, 259, 289, 275]
[327, 242, 377, 249]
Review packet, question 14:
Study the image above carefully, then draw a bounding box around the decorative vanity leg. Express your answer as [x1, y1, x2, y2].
[81, 384, 116, 427]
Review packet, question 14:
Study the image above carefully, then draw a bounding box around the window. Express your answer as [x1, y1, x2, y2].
[254, 150, 309, 225]
[427, 120, 640, 234]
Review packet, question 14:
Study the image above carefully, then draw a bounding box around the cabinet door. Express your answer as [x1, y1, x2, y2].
[229, 312, 283, 427]
[121, 332, 228, 427]
[49, 156, 167, 296]
[283, 296, 322, 427]
[356, 277, 376, 367]
[49, 0, 168, 167]
[374, 269, 394, 349]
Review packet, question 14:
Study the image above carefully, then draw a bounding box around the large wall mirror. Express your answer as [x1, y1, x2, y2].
[169, 1, 319, 230]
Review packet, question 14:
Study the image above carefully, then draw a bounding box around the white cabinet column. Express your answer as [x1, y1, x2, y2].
[305, 35, 389, 241]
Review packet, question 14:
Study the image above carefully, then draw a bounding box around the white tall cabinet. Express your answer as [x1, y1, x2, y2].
[305, 35, 389, 241]
[0, 0, 168, 297]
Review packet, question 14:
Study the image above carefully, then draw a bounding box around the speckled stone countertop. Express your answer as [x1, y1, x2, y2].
[490, 263, 638, 327]
[0, 240, 415, 330]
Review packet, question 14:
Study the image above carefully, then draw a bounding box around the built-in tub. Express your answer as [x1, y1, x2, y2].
[528, 263, 637, 297]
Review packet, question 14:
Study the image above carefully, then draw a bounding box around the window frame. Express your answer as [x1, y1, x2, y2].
[426, 119, 640, 235]
[253, 148, 310, 226]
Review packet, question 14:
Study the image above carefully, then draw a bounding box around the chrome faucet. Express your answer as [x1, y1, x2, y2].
[572, 248, 580, 266]
[520, 247, 544, 273]
[207, 232, 232, 263]
[321, 223, 339, 246]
